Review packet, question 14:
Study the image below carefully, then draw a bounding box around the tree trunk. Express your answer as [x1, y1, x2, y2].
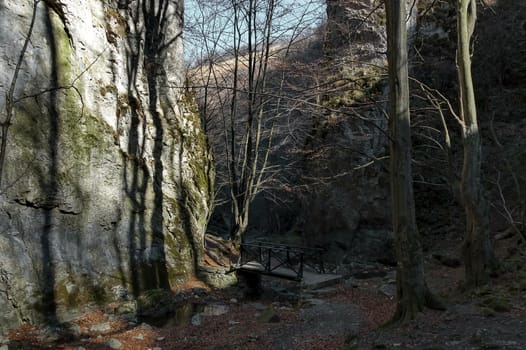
[223, 0, 274, 250]
[230, 196, 249, 249]
[385, 0, 443, 322]
[456, 0, 496, 287]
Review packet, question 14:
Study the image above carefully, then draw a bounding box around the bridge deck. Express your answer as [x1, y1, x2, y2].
[235, 260, 301, 280]
[235, 259, 342, 289]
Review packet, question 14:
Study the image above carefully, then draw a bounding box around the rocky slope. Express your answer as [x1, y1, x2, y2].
[0, 0, 213, 332]
[291, 0, 525, 267]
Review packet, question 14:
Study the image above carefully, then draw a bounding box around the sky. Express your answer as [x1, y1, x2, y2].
[183, 0, 326, 64]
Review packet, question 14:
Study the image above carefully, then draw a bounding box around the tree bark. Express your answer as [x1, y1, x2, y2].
[385, 0, 443, 322]
[225, 0, 275, 249]
[456, 0, 496, 287]
[230, 194, 249, 248]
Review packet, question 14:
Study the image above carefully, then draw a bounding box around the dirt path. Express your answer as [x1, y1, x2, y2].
[3, 236, 525, 350]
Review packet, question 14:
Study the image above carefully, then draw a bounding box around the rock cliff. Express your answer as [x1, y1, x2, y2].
[0, 0, 213, 331]
[298, 0, 393, 259]
[298, 0, 419, 264]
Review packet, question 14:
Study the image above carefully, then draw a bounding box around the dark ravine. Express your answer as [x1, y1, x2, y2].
[0, 0, 213, 332]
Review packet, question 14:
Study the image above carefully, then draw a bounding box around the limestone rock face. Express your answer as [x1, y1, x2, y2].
[0, 0, 213, 331]
[325, 0, 387, 65]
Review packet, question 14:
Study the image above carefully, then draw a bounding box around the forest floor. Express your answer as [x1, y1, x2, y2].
[2, 233, 526, 350]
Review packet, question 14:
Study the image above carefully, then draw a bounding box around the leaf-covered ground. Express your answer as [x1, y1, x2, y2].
[3, 234, 526, 350]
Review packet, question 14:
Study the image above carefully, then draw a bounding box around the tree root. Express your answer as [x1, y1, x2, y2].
[387, 288, 446, 326]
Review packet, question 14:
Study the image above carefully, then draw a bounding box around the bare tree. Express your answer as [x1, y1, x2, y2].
[456, 0, 496, 287]
[186, 0, 323, 247]
[385, 0, 443, 322]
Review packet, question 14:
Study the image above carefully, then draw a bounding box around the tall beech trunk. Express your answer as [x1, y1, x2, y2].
[385, 0, 443, 322]
[456, 0, 496, 287]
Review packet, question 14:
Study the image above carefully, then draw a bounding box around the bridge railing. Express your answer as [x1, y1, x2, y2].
[236, 240, 326, 280]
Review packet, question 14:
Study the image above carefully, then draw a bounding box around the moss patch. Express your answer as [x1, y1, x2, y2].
[104, 7, 128, 45]
[164, 215, 194, 285]
[179, 84, 215, 207]
[322, 66, 386, 109]
[137, 288, 176, 317]
[99, 82, 117, 97]
[480, 295, 512, 313]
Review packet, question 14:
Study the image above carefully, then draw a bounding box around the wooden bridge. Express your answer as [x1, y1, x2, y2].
[233, 240, 342, 288]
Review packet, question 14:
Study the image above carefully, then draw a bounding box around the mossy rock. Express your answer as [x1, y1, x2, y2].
[472, 285, 493, 297]
[113, 301, 137, 315]
[481, 306, 496, 318]
[54, 279, 81, 307]
[480, 295, 512, 313]
[343, 334, 360, 349]
[137, 289, 176, 317]
[257, 307, 280, 323]
[197, 266, 237, 289]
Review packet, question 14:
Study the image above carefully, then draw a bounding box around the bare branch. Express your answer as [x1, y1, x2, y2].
[0, 0, 41, 188]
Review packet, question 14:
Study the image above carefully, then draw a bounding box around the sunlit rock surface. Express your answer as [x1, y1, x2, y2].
[0, 0, 213, 331]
